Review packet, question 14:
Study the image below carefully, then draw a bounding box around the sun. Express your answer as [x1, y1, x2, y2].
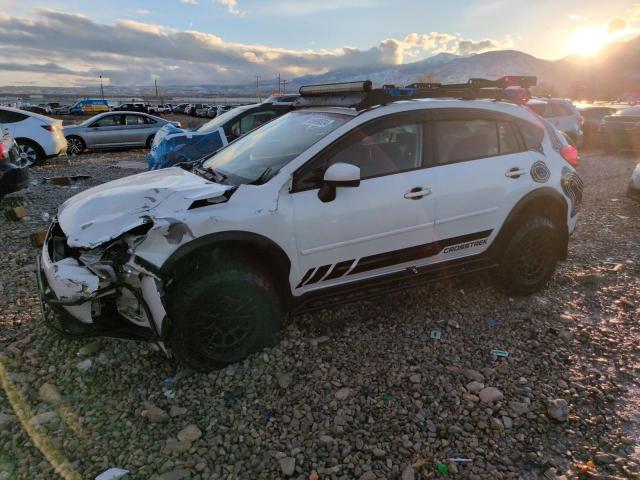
[566, 27, 609, 56]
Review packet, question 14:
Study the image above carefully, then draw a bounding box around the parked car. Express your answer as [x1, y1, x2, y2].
[528, 98, 584, 147]
[114, 103, 149, 113]
[38, 77, 583, 370]
[149, 104, 172, 114]
[598, 106, 640, 153]
[0, 124, 29, 197]
[0, 106, 66, 165]
[628, 162, 640, 201]
[195, 105, 212, 117]
[576, 105, 617, 146]
[186, 103, 206, 116]
[69, 99, 110, 115]
[173, 103, 189, 114]
[64, 111, 180, 155]
[24, 105, 49, 115]
[53, 105, 72, 115]
[148, 101, 292, 169]
[206, 105, 232, 118]
[262, 94, 300, 104]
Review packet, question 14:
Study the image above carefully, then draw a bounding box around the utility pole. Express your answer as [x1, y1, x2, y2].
[256, 75, 261, 101]
[154, 78, 159, 98]
[281, 79, 288, 93]
[277, 73, 281, 94]
[99, 75, 104, 99]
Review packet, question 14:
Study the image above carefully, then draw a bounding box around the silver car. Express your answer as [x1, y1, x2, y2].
[64, 112, 180, 155]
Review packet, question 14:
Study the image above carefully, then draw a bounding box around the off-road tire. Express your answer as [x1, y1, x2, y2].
[495, 217, 560, 296]
[167, 248, 282, 371]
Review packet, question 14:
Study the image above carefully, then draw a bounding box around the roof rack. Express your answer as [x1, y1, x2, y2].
[295, 76, 537, 110]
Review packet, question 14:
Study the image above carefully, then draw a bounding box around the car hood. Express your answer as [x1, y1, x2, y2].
[58, 167, 233, 249]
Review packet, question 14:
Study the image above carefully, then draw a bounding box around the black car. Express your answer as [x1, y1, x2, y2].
[576, 105, 617, 146]
[0, 124, 29, 197]
[598, 106, 640, 153]
[114, 103, 149, 113]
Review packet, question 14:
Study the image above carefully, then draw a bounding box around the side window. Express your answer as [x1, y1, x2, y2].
[92, 115, 121, 127]
[516, 119, 545, 151]
[434, 119, 498, 164]
[497, 122, 521, 154]
[294, 120, 424, 191]
[125, 115, 145, 126]
[143, 116, 157, 124]
[0, 110, 28, 124]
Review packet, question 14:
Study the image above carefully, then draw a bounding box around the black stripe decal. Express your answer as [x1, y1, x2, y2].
[349, 230, 493, 275]
[296, 268, 315, 288]
[305, 264, 331, 285]
[324, 260, 354, 281]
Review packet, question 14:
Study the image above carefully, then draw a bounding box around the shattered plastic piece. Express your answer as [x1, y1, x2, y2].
[41, 212, 50, 222]
[95, 468, 129, 480]
[490, 348, 509, 360]
[437, 463, 449, 474]
[382, 393, 390, 401]
[430, 330, 442, 340]
[447, 458, 472, 463]
[163, 389, 176, 399]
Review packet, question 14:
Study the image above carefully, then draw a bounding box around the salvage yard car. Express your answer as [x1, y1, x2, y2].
[628, 162, 640, 201]
[598, 105, 640, 153]
[37, 77, 583, 370]
[0, 124, 29, 197]
[64, 111, 180, 155]
[0, 106, 67, 165]
[527, 98, 584, 146]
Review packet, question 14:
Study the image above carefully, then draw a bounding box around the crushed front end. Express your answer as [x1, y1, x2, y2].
[36, 220, 167, 342]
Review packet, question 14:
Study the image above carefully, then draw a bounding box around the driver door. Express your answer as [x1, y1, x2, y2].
[289, 113, 437, 291]
[86, 114, 124, 147]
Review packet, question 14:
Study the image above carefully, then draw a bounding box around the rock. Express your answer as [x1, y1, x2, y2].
[479, 387, 503, 403]
[463, 369, 484, 382]
[38, 382, 62, 404]
[463, 392, 479, 403]
[0, 413, 17, 426]
[595, 452, 615, 464]
[401, 465, 415, 480]
[466, 381, 484, 393]
[278, 456, 295, 476]
[372, 447, 386, 458]
[334, 415, 348, 426]
[558, 330, 573, 342]
[78, 341, 102, 357]
[543, 467, 557, 479]
[169, 406, 187, 417]
[409, 374, 421, 384]
[152, 469, 191, 480]
[509, 401, 529, 415]
[359, 472, 377, 480]
[5, 206, 28, 221]
[502, 416, 513, 429]
[142, 402, 169, 423]
[547, 399, 569, 421]
[335, 387, 355, 400]
[319, 434, 333, 445]
[309, 471, 319, 480]
[77, 358, 92, 372]
[448, 462, 459, 474]
[165, 439, 191, 454]
[177, 424, 202, 442]
[311, 336, 330, 346]
[490, 417, 504, 430]
[276, 372, 293, 389]
[28, 411, 58, 426]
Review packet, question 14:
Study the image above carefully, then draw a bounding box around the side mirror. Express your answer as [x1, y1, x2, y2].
[318, 162, 360, 203]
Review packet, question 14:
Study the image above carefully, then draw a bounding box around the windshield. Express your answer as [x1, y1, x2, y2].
[197, 105, 250, 133]
[202, 110, 351, 184]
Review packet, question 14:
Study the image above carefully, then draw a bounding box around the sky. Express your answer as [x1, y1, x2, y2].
[0, 0, 639, 86]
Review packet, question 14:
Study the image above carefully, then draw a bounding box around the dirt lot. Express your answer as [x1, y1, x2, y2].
[0, 149, 639, 480]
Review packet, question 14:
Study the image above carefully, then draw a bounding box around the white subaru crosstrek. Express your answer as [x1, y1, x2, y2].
[0, 106, 67, 165]
[37, 78, 583, 370]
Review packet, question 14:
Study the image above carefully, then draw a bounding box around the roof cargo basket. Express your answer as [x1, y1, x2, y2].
[296, 76, 537, 110]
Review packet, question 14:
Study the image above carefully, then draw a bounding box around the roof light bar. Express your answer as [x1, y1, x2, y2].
[299, 81, 372, 97]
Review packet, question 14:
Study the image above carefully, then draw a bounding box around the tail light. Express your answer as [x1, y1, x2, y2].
[0, 143, 7, 162]
[41, 125, 53, 132]
[561, 145, 579, 168]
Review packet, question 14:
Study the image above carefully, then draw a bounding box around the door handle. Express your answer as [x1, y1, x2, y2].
[404, 187, 432, 200]
[505, 167, 528, 179]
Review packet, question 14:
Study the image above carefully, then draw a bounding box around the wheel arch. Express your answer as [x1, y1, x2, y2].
[160, 230, 293, 302]
[14, 137, 45, 154]
[489, 187, 569, 261]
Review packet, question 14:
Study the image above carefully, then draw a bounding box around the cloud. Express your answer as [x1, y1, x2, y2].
[180, 0, 198, 3]
[0, 9, 513, 86]
[607, 17, 627, 34]
[215, 0, 241, 15]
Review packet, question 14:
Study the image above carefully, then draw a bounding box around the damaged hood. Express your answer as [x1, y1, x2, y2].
[58, 167, 232, 248]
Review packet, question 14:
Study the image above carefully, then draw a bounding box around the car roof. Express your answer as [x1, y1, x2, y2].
[0, 105, 55, 123]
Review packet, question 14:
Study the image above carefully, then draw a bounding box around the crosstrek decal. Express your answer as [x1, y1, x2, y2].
[443, 238, 488, 254]
[297, 230, 493, 287]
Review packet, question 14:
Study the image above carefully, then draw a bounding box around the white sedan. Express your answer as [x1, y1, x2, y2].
[0, 106, 67, 165]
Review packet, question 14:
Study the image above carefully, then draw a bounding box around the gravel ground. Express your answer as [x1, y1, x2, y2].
[0, 150, 639, 480]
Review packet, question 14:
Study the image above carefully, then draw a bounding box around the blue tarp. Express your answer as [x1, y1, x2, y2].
[147, 124, 227, 170]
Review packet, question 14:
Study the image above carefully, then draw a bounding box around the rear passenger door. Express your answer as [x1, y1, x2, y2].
[429, 109, 535, 262]
[121, 114, 155, 146]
